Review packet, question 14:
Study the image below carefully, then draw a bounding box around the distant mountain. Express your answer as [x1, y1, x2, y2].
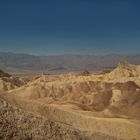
[0, 52, 140, 73]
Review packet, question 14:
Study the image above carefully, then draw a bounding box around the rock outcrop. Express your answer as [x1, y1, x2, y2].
[0, 69, 11, 77]
[0, 70, 25, 92]
[108, 60, 140, 80]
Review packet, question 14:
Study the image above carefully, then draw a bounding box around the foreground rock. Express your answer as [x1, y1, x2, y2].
[1, 92, 139, 140]
[0, 97, 119, 140]
[1, 61, 140, 140]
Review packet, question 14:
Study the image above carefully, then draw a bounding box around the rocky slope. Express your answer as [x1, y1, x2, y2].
[107, 60, 140, 80]
[0, 69, 11, 77]
[0, 96, 119, 140]
[9, 61, 140, 119]
[0, 70, 25, 92]
[0, 61, 140, 140]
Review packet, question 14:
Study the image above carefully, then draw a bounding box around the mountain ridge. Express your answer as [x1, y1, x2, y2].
[0, 52, 140, 73]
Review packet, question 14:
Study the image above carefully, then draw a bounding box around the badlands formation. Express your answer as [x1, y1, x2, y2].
[0, 61, 140, 140]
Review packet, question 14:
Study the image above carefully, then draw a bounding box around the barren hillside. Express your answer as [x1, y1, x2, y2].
[0, 70, 25, 92]
[0, 61, 140, 140]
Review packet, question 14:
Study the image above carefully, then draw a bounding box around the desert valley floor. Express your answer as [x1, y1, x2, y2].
[0, 61, 140, 140]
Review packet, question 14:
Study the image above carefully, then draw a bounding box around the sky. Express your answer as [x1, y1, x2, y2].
[0, 0, 140, 55]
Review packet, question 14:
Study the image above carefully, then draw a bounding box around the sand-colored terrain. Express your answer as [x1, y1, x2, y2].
[0, 70, 25, 92]
[0, 61, 140, 140]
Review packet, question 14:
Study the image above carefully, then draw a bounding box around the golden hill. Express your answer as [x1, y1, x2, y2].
[0, 61, 140, 140]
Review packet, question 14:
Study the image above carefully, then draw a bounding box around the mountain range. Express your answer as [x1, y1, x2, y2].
[0, 52, 140, 73]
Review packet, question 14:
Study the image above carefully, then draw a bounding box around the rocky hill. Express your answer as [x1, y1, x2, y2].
[0, 62, 140, 140]
[108, 60, 140, 80]
[8, 62, 140, 119]
[1, 97, 107, 140]
[0, 70, 25, 92]
[0, 69, 11, 77]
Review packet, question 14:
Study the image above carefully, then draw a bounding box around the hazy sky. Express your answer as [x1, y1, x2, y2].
[0, 0, 140, 55]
